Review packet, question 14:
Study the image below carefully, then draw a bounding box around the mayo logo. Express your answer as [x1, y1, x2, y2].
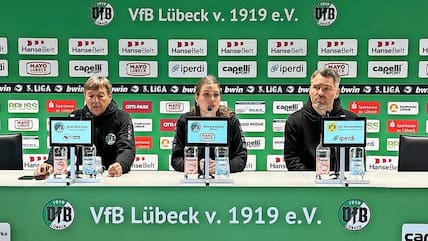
[160, 137, 174, 149]
[267, 155, 287, 171]
[273, 101, 303, 114]
[0, 59, 8, 76]
[69, 60, 108, 77]
[365, 138, 379, 151]
[119, 61, 158, 77]
[388, 102, 418, 115]
[318, 39, 358, 56]
[0, 37, 7, 54]
[160, 119, 177, 132]
[168, 39, 207, 56]
[239, 119, 265, 132]
[8, 100, 39, 113]
[218, 61, 257, 78]
[273, 119, 287, 132]
[368, 61, 408, 78]
[8, 118, 39, 131]
[18, 38, 58, 55]
[368, 39, 408, 56]
[366, 156, 397, 172]
[19, 60, 58, 77]
[122, 101, 152, 113]
[402, 224, 428, 241]
[132, 154, 158, 170]
[245, 137, 265, 150]
[119, 39, 157, 56]
[268, 61, 307, 78]
[218, 39, 257, 56]
[235, 101, 265, 114]
[132, 118, 152, 132]
[318, 61, 357, 78]
[160, 101, 190, 114]
[168, 61, 207, 78]
[69, 38, 108, 55]
[268, 39, 307, 56]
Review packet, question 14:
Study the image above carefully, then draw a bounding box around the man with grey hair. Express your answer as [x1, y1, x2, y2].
[284, 68, 357, 171]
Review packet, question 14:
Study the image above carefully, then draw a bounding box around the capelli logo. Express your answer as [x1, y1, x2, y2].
[402, 224, 428, 241]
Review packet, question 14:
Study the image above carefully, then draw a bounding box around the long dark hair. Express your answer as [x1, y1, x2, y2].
[191, 75, 235, 117]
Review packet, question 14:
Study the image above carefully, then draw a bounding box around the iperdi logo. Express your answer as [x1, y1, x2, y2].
[338, 199, 371, 231]
[42, 198, 75, 230]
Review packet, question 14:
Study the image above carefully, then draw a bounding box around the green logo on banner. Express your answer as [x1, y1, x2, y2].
[42, 198, 75, 230]
[338, 199, 371, 231]
[313, 1, 338, 27]
[90, 1, 114, 26]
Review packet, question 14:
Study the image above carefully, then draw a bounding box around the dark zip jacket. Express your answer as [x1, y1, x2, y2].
[284, 97, 357, 171]
[47, 100, 136, 173]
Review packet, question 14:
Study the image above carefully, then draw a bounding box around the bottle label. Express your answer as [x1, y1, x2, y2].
[54, 156, 67, 175]
[317, 157, 330, 175]
[82, 156, 96, 175]
[350, 158, 364, 175]
[215, 157, 230, 176]
[184, 157, 198, 175]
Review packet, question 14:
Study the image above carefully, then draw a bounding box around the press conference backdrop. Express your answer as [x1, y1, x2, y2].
[1, 0, 427, 172]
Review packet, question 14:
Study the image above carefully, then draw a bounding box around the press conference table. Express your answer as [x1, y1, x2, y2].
[1, 171, 427, 241]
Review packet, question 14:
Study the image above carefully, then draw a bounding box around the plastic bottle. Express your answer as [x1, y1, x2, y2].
[82, 145, 97, 178]
[53, 146, 68, 178]
[215, 146, 230, 178]
[349, 147, 365, 180]
[184, 146, 198, 179]
[316, 141, 330, 180]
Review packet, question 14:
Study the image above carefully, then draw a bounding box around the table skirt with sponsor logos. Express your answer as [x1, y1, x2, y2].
[0, 171, 427, 241]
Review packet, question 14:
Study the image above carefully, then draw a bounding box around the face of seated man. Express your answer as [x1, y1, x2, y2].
[85, 87, 112, 117]
[309, 72, 340, 116]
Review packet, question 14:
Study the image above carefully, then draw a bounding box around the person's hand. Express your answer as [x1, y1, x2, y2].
[107, 162, 123, 177]
[34, 163, 53, 179]
[199, 159, 215, 174]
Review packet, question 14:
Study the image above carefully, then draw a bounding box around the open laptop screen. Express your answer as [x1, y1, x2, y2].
[322, 117, 366, 147]
[49, 117, 94, 146]
[185, 117, 229, 146]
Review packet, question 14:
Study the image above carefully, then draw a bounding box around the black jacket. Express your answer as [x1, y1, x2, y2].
[47, 100, 136, 173]
[171, 112, 247, 173]
[284, 97, 357, 171]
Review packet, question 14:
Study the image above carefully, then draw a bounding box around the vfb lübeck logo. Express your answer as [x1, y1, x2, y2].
[43, 198, 75, 230]
[313, 1, 338, 26]
[90, 1, 114, 26]
[338, 199, 371, 231]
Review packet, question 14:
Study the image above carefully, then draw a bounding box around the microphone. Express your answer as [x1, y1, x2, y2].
[84, 112, 93, 119]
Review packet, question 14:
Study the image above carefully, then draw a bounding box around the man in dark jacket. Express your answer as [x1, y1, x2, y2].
[35, 77, 136, 177]
[284, 68, 357, 171]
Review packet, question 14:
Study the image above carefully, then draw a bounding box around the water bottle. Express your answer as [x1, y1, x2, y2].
[215, 146, 230, 178]
[53, 146, 68, 178]
[82, 145, 97, 178]
[316, 142, 330, 180]
[184, 146, 198, 179]
[349, 147, 365, 180]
